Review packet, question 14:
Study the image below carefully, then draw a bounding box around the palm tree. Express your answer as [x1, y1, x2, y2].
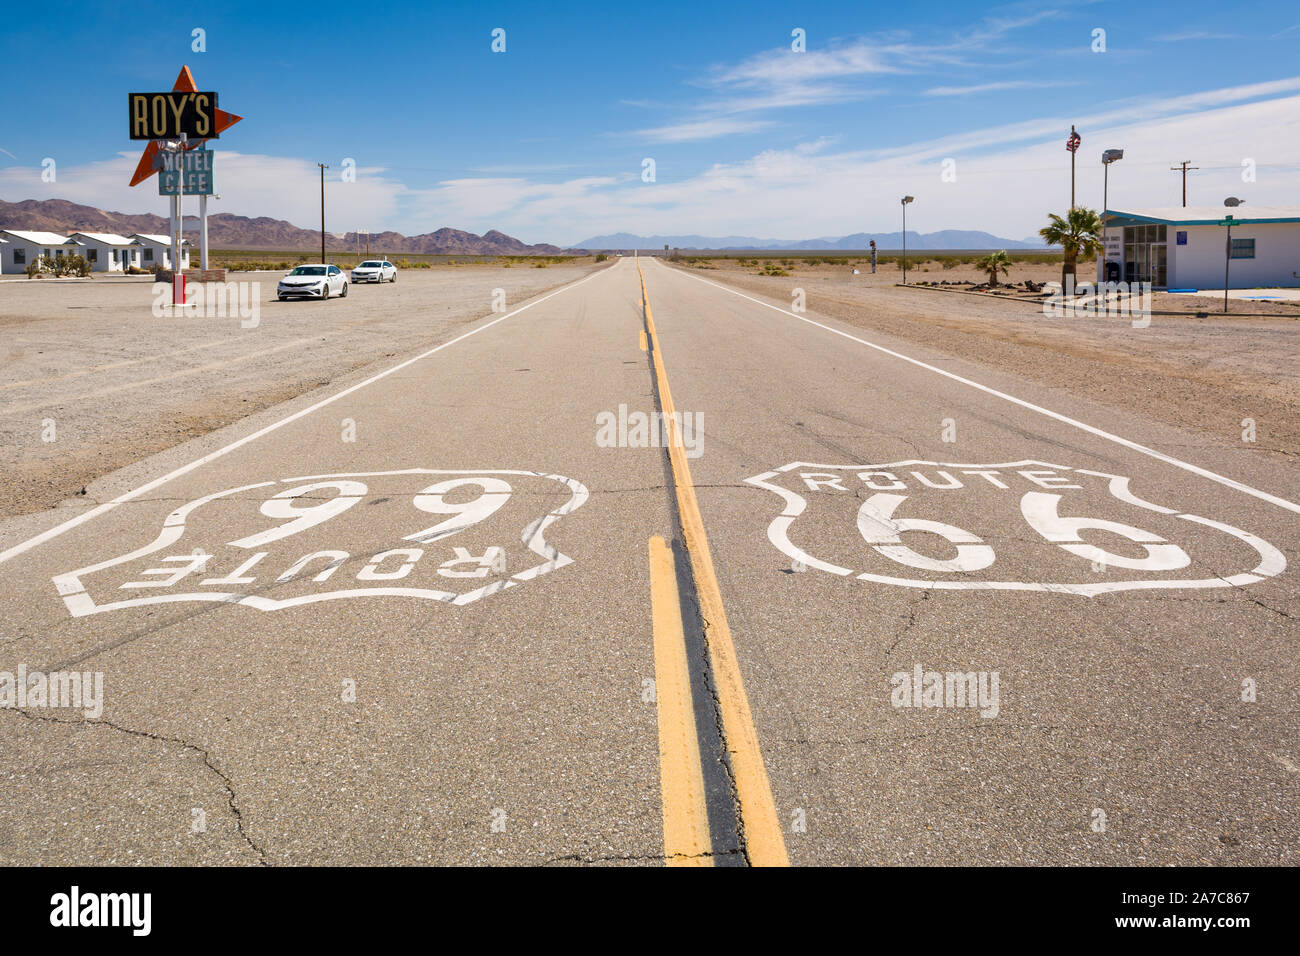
[1039, 207, 1104, 290]
[977, 250, 1012, 288]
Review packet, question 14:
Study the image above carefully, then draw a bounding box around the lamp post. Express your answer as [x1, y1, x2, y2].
[900, 195, 914, 284]
[1101, 149, 1123, 286]
[1221, 197, 1244, 314]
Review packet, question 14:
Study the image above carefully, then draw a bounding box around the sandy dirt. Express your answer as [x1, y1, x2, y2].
[666, 257, 1300, 461]
[0, 262, 602, 518]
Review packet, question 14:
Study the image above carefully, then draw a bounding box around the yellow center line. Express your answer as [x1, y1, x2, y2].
[648, 535, 713, 866]
[637, 261, 790, 867]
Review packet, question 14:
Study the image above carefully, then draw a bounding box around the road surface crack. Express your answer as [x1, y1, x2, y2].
[3, 707, 269, 865]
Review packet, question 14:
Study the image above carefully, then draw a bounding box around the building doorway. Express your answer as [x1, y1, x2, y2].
[1124, 224, 1167, 287]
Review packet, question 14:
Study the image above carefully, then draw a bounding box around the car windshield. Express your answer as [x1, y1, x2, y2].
[359, 261, 382, 267]
[288, 266, 326, 276]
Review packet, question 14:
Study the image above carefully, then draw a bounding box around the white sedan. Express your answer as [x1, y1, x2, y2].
[350, 260, 397, 283]
[277, 264, 349, 300]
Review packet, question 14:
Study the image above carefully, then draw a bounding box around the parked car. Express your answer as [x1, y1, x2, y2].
[350, 260, 397, 283]
[277, 264, 348, 300]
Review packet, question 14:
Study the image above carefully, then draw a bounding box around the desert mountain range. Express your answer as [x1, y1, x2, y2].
[0, 199, 572, 255]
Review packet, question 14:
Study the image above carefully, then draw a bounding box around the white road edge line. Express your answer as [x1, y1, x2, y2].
[0, 263, 619, 567]
[660, 260, 1300, 517]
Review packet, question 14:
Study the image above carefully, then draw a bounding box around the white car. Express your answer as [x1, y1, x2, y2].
[350, 260, 397, 283]
[277, 264, 348, 300]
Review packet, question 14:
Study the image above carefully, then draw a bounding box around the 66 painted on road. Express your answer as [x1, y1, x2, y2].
[748, 459, 1285, 595]
[53, 469, 589, 616]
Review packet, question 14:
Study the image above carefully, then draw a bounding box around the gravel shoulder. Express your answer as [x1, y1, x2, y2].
[0, 263, 601, 518]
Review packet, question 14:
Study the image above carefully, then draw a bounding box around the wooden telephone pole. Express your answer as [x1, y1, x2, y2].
[1170, 161, 1199, 207]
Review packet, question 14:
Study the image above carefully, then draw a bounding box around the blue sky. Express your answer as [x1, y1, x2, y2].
[2, 0, 1298, 244]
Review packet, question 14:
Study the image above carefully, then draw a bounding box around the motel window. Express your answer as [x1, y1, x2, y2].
[142, 248, 153, 262]
[87, 249, 97, 262]
[1230, 238, 1255, 259]
[13, 249, 25, 265]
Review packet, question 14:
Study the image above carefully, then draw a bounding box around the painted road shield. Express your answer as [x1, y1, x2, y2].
[746, 459, 1284, 596]
[53, 469, 589, 616]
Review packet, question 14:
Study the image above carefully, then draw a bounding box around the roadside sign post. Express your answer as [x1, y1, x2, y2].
[176, 134, 185, 305]
[1220, 215, 1234, 314]
[157, 143, 215, 280]
[128, 66, 242, 301]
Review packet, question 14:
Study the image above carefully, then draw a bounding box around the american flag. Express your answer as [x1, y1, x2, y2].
[1066, 126, 1081, 153]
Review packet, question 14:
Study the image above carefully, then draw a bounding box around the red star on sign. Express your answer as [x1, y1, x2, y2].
[129, 65, 242, 187]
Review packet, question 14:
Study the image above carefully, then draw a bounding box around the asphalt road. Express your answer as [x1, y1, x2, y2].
[1, 256, 1295, 865]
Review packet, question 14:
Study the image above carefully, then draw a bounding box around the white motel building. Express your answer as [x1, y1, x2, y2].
[0, 230, 77, 272]
[1101, 206, 1300, 290]
[0, 229, 189, 274]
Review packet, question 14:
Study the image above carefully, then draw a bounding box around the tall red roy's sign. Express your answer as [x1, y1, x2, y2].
[127, 66, 242, 295]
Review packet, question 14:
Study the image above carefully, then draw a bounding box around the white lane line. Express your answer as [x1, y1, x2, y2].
[658, 260, 1300, 517]
[0, 264, 619, 567]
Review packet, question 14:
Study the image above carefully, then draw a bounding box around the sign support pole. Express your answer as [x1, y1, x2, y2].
[175, 133, 186, 290]
[200, 193, 209, 271]
[1223, 220, 1232, 314]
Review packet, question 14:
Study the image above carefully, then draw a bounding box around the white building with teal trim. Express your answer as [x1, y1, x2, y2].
[1101, 206, 1300, 290]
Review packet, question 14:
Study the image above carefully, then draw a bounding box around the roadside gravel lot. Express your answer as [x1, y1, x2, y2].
[0, 263, 601, 518]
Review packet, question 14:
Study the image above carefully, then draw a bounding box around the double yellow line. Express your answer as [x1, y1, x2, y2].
[640, 262, 790, 868]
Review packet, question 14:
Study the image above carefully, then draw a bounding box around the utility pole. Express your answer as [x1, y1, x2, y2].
[1170, 161, 1199, 207]
[318, 163, 328, 263]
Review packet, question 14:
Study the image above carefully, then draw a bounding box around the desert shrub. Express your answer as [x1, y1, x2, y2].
[595, 253, 608, 262]
[31, 254, 92, 277]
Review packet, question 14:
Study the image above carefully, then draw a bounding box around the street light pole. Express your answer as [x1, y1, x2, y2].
[318, 163, 328, 263]
[1101, 149, 1123, 287]
[900, 195, 914, 284]
[1222, 197, 1243, 314]
[1224, 219, 1232, 314]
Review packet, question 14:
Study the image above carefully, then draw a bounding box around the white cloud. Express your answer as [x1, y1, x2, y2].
[0, 150, 403, 236]
[925, 80, 1071, 96]
[634, 117, 776, 143]
[7, 81, 1297, 249]
[1156, 31, 1242, 42]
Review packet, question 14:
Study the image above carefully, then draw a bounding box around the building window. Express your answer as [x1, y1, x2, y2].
[142, 248, 153, 262]
[1230, 238, 1255, 259]
[87, 248, 97, 262]
[13, 249, 25, 265]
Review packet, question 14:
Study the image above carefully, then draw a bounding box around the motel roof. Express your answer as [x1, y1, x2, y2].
[0, 230, 76, 245]
[1105, 206, 1300, 227]
[67, 232, 136, 246]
